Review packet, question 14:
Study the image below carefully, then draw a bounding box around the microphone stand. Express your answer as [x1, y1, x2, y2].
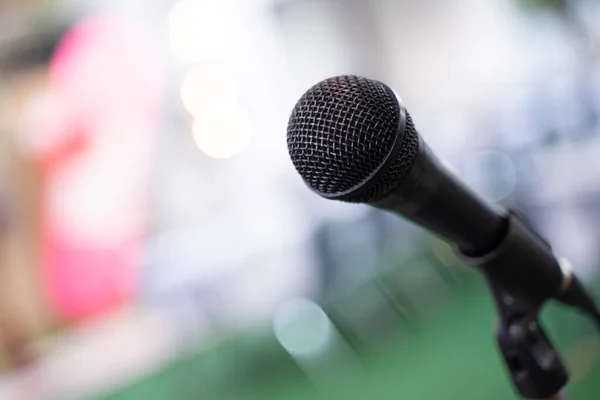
[488, 278, 569, 400]
[460, 212, 572, 399]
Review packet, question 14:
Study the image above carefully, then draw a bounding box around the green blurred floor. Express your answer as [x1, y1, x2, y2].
[102, 277, 600, 400]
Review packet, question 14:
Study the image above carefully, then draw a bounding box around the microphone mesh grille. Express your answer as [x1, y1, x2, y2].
[287, 75, 419, 203]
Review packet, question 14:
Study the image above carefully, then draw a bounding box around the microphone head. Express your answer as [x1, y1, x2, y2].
[287, 75, 419, 203]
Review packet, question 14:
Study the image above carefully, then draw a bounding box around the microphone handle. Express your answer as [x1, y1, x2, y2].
[373, 136, 599, 316]
[373, 137, 505, 256]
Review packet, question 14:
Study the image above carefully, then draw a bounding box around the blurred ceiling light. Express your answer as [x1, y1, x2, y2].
[192, 106, 252, 159]
[273, 299, 332, 358]
[180, 65, 238, 116]
[168, 0, 230, 63]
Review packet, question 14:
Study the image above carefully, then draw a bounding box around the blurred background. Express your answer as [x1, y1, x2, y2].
[1, 0, 600, 399]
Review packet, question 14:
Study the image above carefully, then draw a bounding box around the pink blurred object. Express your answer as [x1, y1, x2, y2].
[34, 14, 163, 322]
[50, 14, 163, 125]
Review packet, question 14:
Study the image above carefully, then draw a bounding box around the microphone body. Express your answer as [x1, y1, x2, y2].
[371, 135, 504, 256]
[286, 75, 599, 317]
[327, 109, 592, 314]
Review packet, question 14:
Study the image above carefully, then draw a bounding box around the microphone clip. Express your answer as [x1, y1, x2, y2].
[489, 279, 568, 399]
[456, 210, 581, 399]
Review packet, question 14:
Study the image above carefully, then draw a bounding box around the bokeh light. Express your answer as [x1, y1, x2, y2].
[192, 106, 252, 159]
[180, 64, 238, 116]
[273, 299, 332, 358]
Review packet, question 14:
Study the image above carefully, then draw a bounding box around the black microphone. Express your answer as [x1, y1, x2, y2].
[287, 75, 598, 317]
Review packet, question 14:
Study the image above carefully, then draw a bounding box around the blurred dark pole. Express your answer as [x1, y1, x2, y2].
[0, 192, 36, 369]
[0, 19, 64, 369]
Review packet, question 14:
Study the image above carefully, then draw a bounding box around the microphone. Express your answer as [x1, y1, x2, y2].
[286, 75, 598, 317]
